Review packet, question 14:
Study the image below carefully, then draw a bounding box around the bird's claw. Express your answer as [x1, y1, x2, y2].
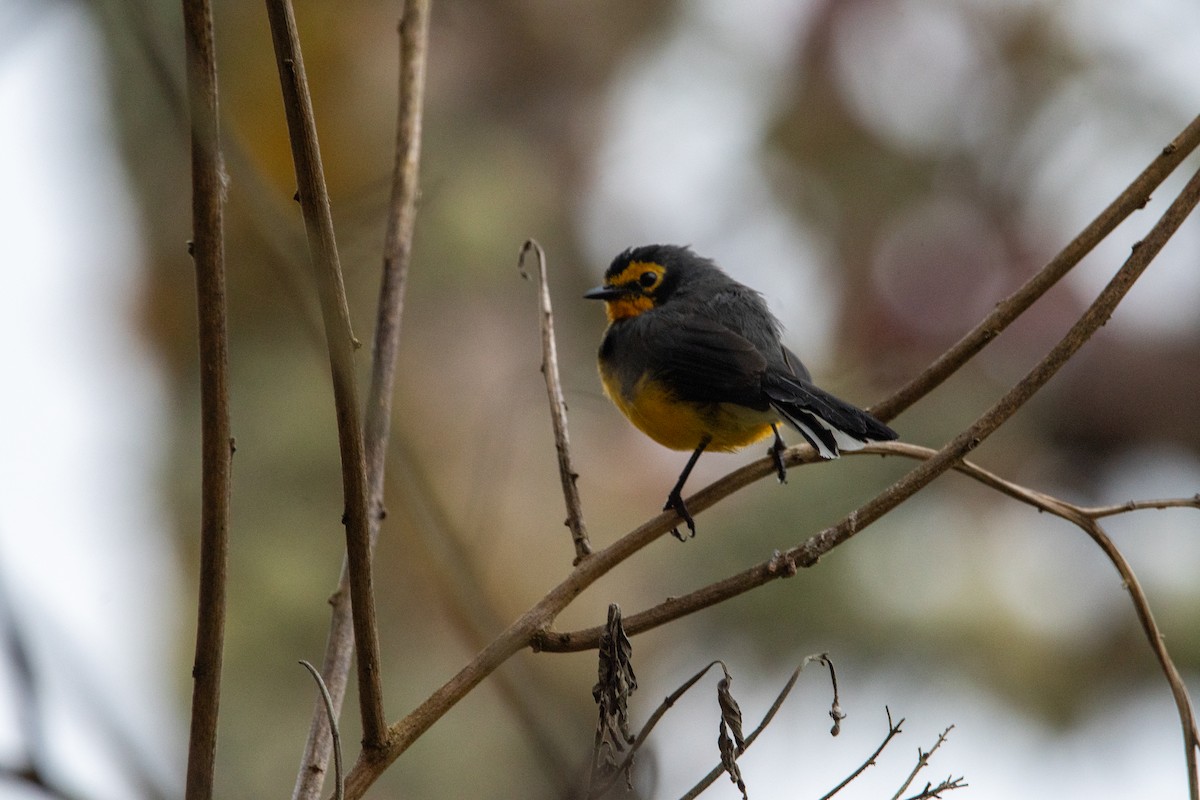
[664, 491, 696, 541]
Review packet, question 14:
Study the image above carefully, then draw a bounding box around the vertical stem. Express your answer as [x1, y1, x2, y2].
[181, 0, 231, 798]
[368, 0, 429, 493]
[292, 2, 430, 796]
[519, 240, 592, 561]
[264, 0, 387, 748]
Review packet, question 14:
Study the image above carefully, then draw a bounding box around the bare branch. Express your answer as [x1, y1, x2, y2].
[1084, 495, 1200, 519]
[1073, 517, 1200, 800]
[264, 0, 385, 748]
[292, 1, 430, 795]
[871, 112, 1200, 423]
[891, 726, 956, 800]
[181, 0, 231, 798]
[519, 239, 593, 562]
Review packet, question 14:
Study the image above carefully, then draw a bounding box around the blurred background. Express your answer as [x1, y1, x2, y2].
[2, 0, 1199, 797]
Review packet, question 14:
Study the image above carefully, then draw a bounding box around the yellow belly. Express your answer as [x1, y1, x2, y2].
[602, 369, 776, 452]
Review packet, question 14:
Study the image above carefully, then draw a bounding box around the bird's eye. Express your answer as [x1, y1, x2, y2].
[639, 271, 659, 289]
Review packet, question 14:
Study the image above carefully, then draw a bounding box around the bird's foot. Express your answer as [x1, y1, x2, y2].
[663, 490, 696, 541]
[769, 429, 788, 485]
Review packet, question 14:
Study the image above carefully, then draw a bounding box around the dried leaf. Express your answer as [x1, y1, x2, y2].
[716, 665, 748, 798]
[718, 719, 748, 799]
[717, 672, 745, 753]
[590, 604, 638, 786]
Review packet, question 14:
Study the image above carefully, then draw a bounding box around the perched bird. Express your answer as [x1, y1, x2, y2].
[585, 244, 897, 539]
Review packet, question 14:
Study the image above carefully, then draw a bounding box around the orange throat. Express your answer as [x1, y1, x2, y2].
[604, 295, 653, 322]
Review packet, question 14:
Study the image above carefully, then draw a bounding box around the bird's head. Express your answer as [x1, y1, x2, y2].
[584, 244, 715, 322]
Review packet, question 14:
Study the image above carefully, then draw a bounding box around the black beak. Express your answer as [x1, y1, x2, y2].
[584, 284, 626, 301]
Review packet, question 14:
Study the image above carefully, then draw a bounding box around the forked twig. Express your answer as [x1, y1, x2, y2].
[890, 725, 957, 800]
[519, 239, 593, 562]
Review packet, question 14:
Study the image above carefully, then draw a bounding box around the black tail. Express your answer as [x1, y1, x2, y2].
[762, 371, 897, 460]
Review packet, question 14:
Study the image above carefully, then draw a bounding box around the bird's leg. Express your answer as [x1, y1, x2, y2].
[768, 424, 788, 484]
[664, 437, 710, 540]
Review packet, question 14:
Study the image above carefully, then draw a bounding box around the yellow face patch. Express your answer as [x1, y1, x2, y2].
[609, 260, 665, 290]
[605, 295, 653, 321]
[601, 260, 666, 321]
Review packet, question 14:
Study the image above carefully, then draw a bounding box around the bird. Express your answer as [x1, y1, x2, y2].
[585, 244, 897, 539]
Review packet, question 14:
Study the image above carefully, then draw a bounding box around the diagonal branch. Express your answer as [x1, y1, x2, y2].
[181, 1, 231, 798]
[871, 112, 1200, 423]
[519, 239, 593, 562]
[291, 2, 430, 796]
[265, 0, 386, 749]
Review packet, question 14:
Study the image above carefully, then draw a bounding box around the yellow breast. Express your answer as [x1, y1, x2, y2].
[600, 366, 776, 452]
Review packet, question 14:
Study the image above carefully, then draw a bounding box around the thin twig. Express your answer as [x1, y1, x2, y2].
[181, 1, 231, 798]
[1083, 495, 1200, 518]
[519, 240, 593, 562]
[1074, 517, 1200, 800]
[870, 112, 1200, 423]
[868, 443, 1199, 528]
[678, 654, 841, 800]
[890, 726, 956, 800]
[291, 1, 429, 795]
[299, 661, 344, 800]
[586, 660, 726, 799]
[264, 0, 386, 749]
[902, 777, 969, 800]
[818, 708, 904, 800]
